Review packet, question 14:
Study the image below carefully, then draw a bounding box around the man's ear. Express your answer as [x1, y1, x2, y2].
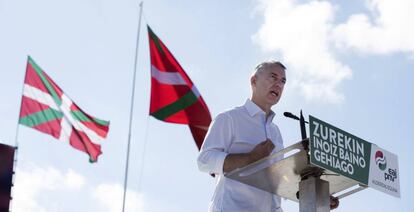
[250, 75, 256, 87]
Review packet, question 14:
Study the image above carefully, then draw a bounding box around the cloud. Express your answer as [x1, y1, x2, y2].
[64, 169, 86, 189]
[92, 183, 144, 212]
[12, 166, 143, 212]
[254, 0, 414, 104]
[333, 0, 414, 55]
[12, 166, 85, 212]
[254, 0, 351, 104]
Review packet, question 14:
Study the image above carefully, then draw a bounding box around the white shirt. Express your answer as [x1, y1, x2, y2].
[198, 99, 284, 212]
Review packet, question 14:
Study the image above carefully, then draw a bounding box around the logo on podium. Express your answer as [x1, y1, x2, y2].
[309, 115, 400, 198]
[375, 151, 387, 171]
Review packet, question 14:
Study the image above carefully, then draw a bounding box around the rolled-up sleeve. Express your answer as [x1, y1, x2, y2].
[197, 112, 233, 175]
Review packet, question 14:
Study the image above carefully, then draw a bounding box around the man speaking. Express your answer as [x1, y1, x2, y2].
[198, 60, 286, 212]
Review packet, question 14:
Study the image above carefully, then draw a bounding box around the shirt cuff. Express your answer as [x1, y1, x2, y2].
[272, 206, 283, 212]
[214, 151, 228, 175]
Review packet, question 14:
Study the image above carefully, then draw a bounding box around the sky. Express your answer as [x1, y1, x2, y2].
[0, 0, 413, 211]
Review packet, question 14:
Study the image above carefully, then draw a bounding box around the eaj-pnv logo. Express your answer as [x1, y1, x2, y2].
[375, 150, 387, 171]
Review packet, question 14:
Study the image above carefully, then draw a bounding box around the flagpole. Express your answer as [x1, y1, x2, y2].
[13, 121, 21, 149]
[13, 56, 31, 155]
[10, 57, 30, 212]
[14, 57, 30, 148]
[122, 2, 144, 212]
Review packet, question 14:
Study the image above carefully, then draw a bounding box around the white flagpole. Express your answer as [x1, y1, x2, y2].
[10, 57, 30, 212]
[14, 57, 30, 148]
[122, 2, 144, 212]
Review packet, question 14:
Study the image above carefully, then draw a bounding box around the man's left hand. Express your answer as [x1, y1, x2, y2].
[330, 196, 339, 210]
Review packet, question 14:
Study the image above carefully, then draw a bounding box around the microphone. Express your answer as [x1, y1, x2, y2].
[284, 110, 309, 144]
[284, 112, 309, 123]
[284, 112, 299, 121]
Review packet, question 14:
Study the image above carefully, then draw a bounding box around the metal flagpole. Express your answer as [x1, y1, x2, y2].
[14, 57, 30, 148]
[122, 2, 144, 212]
[10, 106, 21, 212]
[10, 57, 30, 212]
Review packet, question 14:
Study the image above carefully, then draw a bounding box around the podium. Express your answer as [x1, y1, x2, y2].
[225, 115, 400, 212]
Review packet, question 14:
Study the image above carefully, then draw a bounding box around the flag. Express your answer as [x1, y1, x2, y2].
[19, 56, 110, 162]
[147, 26, 212, 149]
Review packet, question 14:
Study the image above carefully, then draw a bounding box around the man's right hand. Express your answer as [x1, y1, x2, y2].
[248, 139, 275, 162]
[223, 139, 275, 173]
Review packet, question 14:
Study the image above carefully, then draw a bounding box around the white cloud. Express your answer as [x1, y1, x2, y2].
[254, 0, 352, 104]
[333, 0, 414, 55]
[11, 166, 85, 212]
[11, 166, 143, 212]
[63, 169, 86, 189]
[254, 0, 414, 104]
[92, 183, 144, 212]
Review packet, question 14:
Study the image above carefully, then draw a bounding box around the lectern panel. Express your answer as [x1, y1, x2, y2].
[226, 141, 360, 202]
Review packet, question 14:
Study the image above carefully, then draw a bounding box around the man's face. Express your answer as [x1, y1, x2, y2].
[251, 66, 286, 107]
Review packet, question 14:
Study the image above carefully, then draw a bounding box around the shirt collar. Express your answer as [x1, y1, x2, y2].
[244, 99, 276, 121]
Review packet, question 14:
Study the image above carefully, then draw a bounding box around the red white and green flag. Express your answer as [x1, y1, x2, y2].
[147, 26, 212, 149]
[19, 56, 110, 162]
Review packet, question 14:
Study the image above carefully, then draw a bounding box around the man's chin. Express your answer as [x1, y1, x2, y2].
[267, 99, 279, 106]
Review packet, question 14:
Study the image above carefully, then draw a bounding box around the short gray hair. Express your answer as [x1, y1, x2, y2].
[252, 60, 286, 77]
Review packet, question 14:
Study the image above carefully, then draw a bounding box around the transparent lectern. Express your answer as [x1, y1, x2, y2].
[225, 112, 401, 212]
[225, 139, 364, 212]
[225, 112, 368, 212]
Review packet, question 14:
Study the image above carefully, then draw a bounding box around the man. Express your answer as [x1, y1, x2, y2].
[198, 60, 286, 212]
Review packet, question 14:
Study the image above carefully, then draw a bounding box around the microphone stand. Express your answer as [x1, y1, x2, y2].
[284, 110, 309, 150]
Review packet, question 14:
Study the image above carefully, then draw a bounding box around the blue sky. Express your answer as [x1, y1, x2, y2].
[1, 0, 413, 211]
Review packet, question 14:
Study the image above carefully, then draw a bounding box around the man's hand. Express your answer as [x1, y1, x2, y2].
[330, 196, 339, 210]
[223, 139, 275, 173]
[248, 139, 275, 162]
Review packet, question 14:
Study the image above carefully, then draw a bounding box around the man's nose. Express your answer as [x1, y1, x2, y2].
[273, 80, 284, 88]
